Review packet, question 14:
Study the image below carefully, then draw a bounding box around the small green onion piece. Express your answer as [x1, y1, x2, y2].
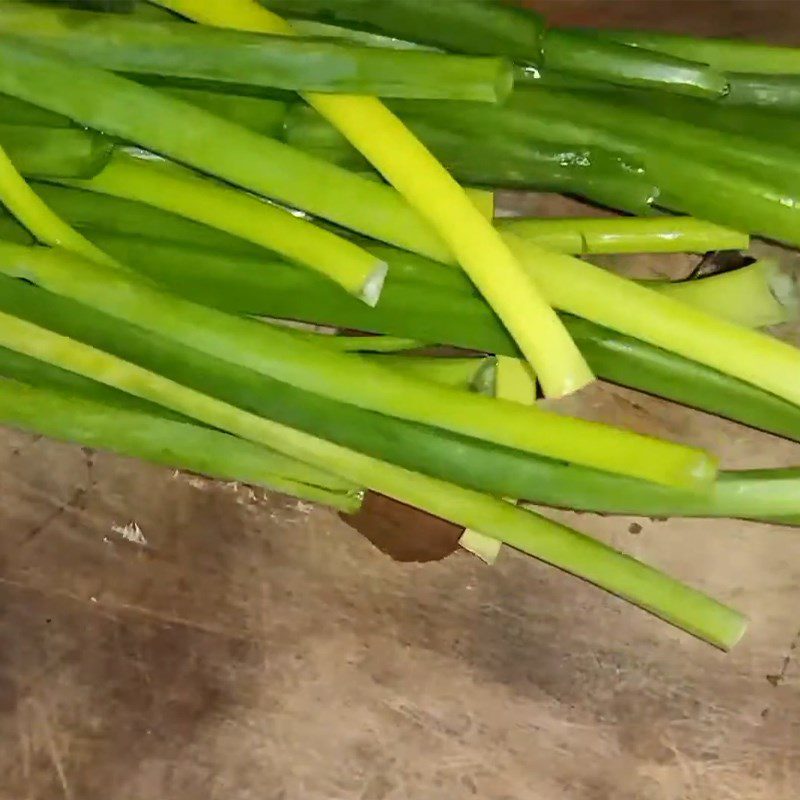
[504, 233, 800, 408]
[543, 29, 728, 97]
[0, 376, 361, 512]
[651, 260, 797, 329]
[495, 356, 537, 405]
[363, 354, 497, 393]
[459, 526, 504, 565]
[287, 103, 660, 214]
[4, 271, 791, 533]
[157, 0, 594, 399]
[467, 187, 495, 221]
[0, 141, 117, 267]
[0, 3, 514, 103]
[497, 216, 749, 255]
[600, 29, 800, 76]
[0, 124, 113, 179]
[63, 150, 388, 305]
[0, 310, 747, 649]
[0, 242, 716, 490]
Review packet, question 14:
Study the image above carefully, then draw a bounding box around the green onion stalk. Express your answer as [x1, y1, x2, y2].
[258, 0, 546, 61]
[282, 102, 660, 214]
[497, 215, 748, 255]
[155, 0, 595, 401]
[0, 141, 118, 268]
[0, 124, 113, 179]
[392, 91, 800, 246]
[260, 0, 728, 97]
[24, 185, 477, 294]
[0, 241, 714, 490]
[362, 354, 497, 393]
[505, 233, 800, 408]
[541, 28, 728, 97]
[507, 87, 800, 194]
[601, 88, 800, 150]
[0, 375, 362, 512]
[80, 231, 800, 445]
[0, 36, 453, 261]
[2, 280, 798, 530]
[597, 28, 800, 76]
[0, 302, 746, 649]
[723, 73, 800, 112]
[63, 150, 389, 304]
[0, 35, 597, 397]
[0, 2, 515, 103]
[0, 84, 290, 137]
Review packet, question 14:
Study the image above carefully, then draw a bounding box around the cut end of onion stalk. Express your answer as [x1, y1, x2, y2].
[652, 258, 797, 329]
[766, 261, 800, 323]
[360, 260, 389, 307]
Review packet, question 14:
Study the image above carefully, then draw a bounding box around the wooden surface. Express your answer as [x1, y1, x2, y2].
[2, 3, 800, 799]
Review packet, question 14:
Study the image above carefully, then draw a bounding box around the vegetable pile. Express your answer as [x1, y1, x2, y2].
[3, 0, 800, 650]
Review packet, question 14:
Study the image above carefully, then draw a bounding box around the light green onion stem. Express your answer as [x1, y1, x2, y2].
[0, 141, 117, 267]
[600, 29, 800, 75]
[290, 333, 425, 353]
[64, 150, 388, 304]
[0, 310, 746, 649]
[504, 234, 800, 408]
[0, 242, 716, 490]
[652, 260, 797, 329]
[363, 354, 497, 393]
[497, 215, 749, 255]
[155, 0, 595, 400]
[0, 377, 362, 512]
[495, 356, 537, 405]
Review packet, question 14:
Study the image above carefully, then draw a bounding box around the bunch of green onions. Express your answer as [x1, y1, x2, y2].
[3, 0, 800, 651]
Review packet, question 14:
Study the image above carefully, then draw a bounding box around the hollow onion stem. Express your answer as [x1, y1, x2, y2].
[504, 233, 800, 408]
[0, 241, 716, 490]
[363, 354, 497, 393]
[152, 0, 594, 400]
[0, 141, 117, 267]
[0, 376, 361, 511]
[64, 150, 388, 305]
[80, 230, 800, 445]
[0, 310, 746, 649]
[599, 29, 800, 76]
[497, 216, 749, 255]
[651, 260, 796, 329]
[0, 36, 453, 262]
